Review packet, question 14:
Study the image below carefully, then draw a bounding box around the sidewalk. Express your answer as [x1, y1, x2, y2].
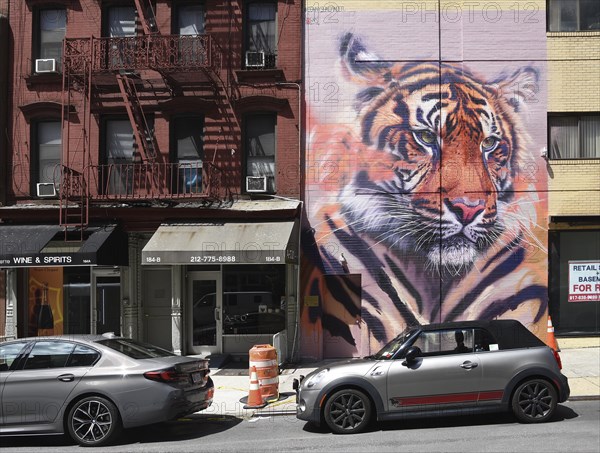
[205, 337, 600, 419]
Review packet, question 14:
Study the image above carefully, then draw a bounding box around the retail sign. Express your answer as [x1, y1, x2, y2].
[1, 253, 96, 267]
[568, 261, 600, 302]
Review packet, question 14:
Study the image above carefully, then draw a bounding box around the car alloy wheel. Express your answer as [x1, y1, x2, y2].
[324, 388, 372, 434]
[512, 379, 557, 423]
[67, 396, 122, 446]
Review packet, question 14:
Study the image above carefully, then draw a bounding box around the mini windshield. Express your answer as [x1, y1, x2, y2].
[370, 327, 417, 360]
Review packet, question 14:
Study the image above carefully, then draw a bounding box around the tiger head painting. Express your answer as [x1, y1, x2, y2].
[303, 33, 548, 355]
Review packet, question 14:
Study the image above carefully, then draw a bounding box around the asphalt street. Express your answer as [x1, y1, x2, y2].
[1, 400, 599, 452]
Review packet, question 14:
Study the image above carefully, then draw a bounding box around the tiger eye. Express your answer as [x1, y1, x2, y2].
[419, 130, 437, 144]
[481, 137, 498, 151]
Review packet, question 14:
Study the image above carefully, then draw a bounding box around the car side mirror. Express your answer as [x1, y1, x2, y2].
[402, 346, 421, 366]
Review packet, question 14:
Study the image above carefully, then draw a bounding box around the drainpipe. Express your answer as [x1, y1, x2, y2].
[275, 81, 302, 198]
[0, 10, 9, 206]
[274, 79, 303, 363]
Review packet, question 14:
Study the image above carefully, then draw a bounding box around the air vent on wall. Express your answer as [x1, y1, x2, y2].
[35, 58, 57, 73]
[245, 51, 265, 69]
[36, 183, 57, 197]
[246, 176, 267, 193]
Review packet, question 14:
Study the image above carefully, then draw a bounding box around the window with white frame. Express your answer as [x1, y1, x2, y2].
[33, 121, 61, 189]
[549, 114, 600, 159]
[36, 8, 66, 71]
[245, 2, 277, 68]
[245, 113, 276, 193]
[548, 0, 600, 31]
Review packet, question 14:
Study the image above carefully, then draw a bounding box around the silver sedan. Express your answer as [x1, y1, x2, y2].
[0, 334, 214, 446]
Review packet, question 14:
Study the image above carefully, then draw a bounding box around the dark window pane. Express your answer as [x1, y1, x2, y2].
[549, 116, 579, 159]
[0, 342, 29, 371]
[39, 9, 66, 65]
[222, 265, 286, 335]
[549, 115, 600, 159]
[175, 117, 204, 193]
[23, 341, 75, 369]
[580, 0, 600, 30]
[105, 119, 135, 194]
[245, 114, 276, 192]
[474, 329, 498, 352]
[549, 0, 600, 31]
[67, 344, 100, 367]
[178, 5, 205, 35]
[36, 121, 61, 185]
[248, 3, 276, 53]
[580, 116, 600, 158]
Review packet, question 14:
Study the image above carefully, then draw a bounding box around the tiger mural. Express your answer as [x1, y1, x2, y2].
[301, 33, 548, 358]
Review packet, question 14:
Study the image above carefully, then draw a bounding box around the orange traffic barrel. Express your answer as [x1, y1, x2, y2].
[249, 344, 279, 402]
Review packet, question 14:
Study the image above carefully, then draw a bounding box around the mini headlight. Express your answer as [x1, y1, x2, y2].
[306, 369, 329, 387]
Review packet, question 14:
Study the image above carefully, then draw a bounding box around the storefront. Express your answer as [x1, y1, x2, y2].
[140, 219, 300, 359]
[549, 216, 600, 335]
[0, 224, 128, 338]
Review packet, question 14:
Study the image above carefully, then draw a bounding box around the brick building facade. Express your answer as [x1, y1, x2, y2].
[1, 1, 303, 360]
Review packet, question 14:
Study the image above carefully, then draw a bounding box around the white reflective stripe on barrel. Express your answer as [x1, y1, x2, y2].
[258, 376, 279, 385]
[250, 359, 278, 368]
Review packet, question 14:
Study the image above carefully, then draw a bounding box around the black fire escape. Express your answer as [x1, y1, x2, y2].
[60, 0, 235, 231]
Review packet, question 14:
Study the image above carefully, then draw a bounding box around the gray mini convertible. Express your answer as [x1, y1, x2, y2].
[0, 334, 214, 446]
[295, 320, 570, 434]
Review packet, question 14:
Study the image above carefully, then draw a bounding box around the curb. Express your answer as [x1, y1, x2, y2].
[567, 395, 600, 401]
[248, 395, 600, 418]
[252, 409, 297, 417]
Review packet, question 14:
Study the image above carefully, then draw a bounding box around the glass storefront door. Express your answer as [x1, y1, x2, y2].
[91, 268, 121, 335]
[188, 271, 222, 355]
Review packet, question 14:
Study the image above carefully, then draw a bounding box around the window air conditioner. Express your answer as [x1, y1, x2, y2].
[36, 182, 57, 198]
[35, 58, 57, 73]
[246, 176, 267, 193]
[245, 51, 265, 68]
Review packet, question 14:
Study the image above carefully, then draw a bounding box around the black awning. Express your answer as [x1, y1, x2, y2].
[0, 225, 128, 268]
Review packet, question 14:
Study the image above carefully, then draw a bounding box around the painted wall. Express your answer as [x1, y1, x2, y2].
[301, 0, 549, 359]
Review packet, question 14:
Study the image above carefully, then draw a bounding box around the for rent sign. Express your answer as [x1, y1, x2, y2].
[568, 261, 600, 302]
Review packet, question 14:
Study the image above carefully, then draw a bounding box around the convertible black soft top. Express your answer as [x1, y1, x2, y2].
[419, 319, 546, 350]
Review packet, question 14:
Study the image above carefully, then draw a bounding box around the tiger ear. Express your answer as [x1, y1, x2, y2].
[338, 32, 391, 85]
[493, 66, 540, 113]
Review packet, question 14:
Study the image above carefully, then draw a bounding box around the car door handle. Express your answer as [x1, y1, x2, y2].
[460, 361, 478, 370]
[58, 373, 75, 382]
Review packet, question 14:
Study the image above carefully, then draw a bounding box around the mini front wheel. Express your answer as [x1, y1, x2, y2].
[323, 388, 372, 434]
[511, 379, 557, 423]
[67, 396, 122, 446]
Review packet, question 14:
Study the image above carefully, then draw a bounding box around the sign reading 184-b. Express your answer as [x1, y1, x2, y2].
[568, 261, 600, 302]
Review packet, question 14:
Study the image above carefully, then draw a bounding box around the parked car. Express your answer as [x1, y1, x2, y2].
[0, 334, 214, 446]
[294, 320, 570, 434]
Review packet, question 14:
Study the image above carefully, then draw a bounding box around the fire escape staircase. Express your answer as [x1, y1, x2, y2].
[115, 73, 158, 162]
[59, 41, 91, 237]
[59, 0, 234, 231]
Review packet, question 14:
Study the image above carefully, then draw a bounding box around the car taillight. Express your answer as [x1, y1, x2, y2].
[552, 349, 563, 370]
[144, 367, 187, 383]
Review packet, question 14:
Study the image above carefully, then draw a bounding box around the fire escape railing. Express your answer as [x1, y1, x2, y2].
[60, 34, 224, 206]
[64, 34, 216, 73]
[87, 161, 222, 201]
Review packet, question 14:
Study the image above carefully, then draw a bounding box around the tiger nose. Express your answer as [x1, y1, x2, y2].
[445, 198, 485, 225]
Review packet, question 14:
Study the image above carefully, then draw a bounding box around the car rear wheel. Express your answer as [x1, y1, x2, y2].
[324, 388, 372, 434]
[67, 396, 122, 446]
[511, 379, 557, 423]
